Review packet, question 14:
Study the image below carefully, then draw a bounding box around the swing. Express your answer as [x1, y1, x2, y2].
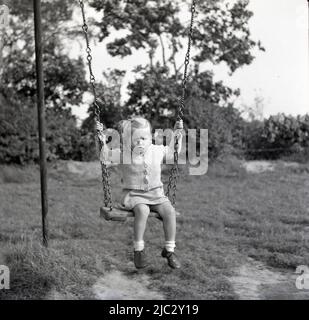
[78, 0, 196, 222]
[100, 205, 180, 222]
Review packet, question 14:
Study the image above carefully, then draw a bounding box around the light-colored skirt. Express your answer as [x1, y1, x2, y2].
[119, 186, 170, 211]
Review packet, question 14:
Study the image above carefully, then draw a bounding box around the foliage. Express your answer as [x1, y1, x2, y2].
[194, 0, 264, 72]
[125, 64, 179, 126]
[0, 94, 90, 164]
[92, 0, 264, 73]
[45, 107, 82, 161]
[183, 97, 245, 159]
[125, 66, 241, 126]
[6, 0, 307, 164]
[124, 64, 245, 160]
[1, 0, 88, 108]
[90, 0, 264, 131]
[81, 69, 126, 132]
[0, 0, 95, 164]
[243, 114, 309, 160]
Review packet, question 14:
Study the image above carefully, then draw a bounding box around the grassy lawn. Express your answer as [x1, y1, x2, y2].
[0, 159, 308, 300]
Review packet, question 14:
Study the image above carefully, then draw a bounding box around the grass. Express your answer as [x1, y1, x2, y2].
[0, 159, 308, 300]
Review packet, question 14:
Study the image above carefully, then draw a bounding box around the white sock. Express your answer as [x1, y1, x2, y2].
[165, 241, 176, 252]
[134, 240, 144, 251]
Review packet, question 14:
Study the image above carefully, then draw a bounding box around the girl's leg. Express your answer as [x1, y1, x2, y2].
[151, 201, 180, 268]
[151, 201, 177, 252]
[133, 203, 150, 248]
[132, 204, 150, 269]
[151, 201, 176, 242]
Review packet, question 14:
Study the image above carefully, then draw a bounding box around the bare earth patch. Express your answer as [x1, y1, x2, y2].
[63, 161, 101, 180]
[92, 270, 164, 300]
[229, 258, 309, 300]
[242, 161, 275, 174]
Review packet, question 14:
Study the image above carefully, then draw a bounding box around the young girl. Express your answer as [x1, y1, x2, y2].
[96, 117, 183, 269]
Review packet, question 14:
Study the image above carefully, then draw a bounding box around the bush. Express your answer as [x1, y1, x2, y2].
[0, 95, 40, 164]
[183, 97, 245, 160]
[0, 94, 97, 164]
[74, 132, 98, 162]
[243, 114, 309, 160]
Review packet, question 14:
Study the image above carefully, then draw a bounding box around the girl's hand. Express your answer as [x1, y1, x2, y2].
[98, 132, 107, 144]
[174, 119, 183, 130]
[96, 120, 104, 132]
[174, 119, 183, 140]
[96, 121, 107, 143]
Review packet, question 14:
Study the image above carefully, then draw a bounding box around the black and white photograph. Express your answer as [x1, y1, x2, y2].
[0, 0, 309, 304]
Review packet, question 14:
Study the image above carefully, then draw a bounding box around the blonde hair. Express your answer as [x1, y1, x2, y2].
[131, 117, 151, 131]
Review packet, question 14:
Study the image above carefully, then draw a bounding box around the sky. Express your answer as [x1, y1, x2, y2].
[71, 0, 309, 121]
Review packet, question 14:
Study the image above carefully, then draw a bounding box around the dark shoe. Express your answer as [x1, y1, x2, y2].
[134, 250, 148, 269]
[161, 248, 181, 269]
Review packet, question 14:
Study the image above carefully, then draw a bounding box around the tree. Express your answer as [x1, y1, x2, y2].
[1, 0, 88, 107]
[83, 0, 264, 151]
[81, 68, 126, 131]
[92, 0, 264, 69]
[125, 64, 180, 127]
[90, 0, 264, 102]
[182, 96, 245, 159]
[0, 0, 90, 163]
[193, 0, 264, 73]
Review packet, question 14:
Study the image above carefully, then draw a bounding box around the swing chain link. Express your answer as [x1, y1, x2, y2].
[79, 0, 113, 210]
[167, 0, 196, 205]
[179, 0, 196, 120]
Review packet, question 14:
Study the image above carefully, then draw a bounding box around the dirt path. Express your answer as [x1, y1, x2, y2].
[229, 257, 309, 300]
[92, 270, 164, 300]
[45, 269, 164, 300]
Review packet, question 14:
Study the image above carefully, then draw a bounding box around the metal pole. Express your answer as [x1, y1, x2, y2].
[33, 0, 48, 247]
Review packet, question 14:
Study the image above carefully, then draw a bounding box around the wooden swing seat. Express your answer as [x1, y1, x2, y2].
[100, 204, 180, 222]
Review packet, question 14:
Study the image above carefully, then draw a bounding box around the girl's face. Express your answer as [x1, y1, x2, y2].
[131, 128, 152, 153]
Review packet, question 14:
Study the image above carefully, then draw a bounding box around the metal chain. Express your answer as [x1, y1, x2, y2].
[78, 0, 113, 210]
[167, 0, 196, 205]
[179, 0, 196, 121]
